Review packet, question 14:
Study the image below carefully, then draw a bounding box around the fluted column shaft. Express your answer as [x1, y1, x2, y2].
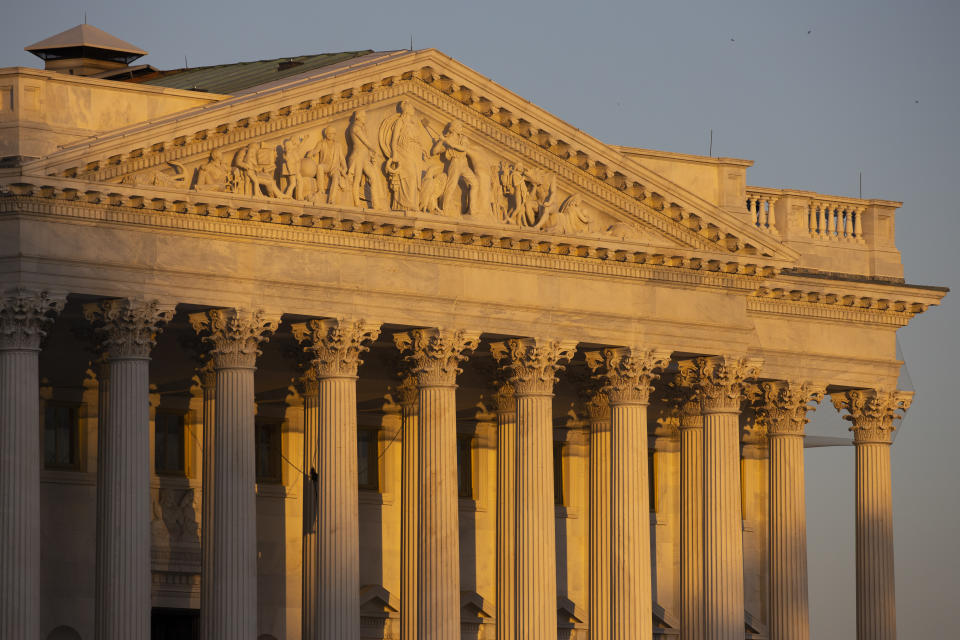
[86, 298, 172, 640]
[0, 350, 41, 638]
[316, 375, 360, 637]
[587, 396, 610, 640]
[831, 388, 910, 640]
[199, 366, 216, 640]
[609, 399, 653, 638]
[300, 374, 319, 640]
[680, 417, 704, 640]
[768, 433, 809, 639]
[855, 441, 895, 640]
[0, 290, 61, 640]
[395, 328, 478, 640]
[400, 378, 419, 640]
[494, 385, 516, 640]
[293, 317, 379, 640]
[191, 308, 277, 640]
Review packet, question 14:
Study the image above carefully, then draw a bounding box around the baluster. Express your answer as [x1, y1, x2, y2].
[817, 203, 826, 239]
[808, 203, 817, 238]
[748, 197, 759, 227]
[854, 207, 865, 243]
[842, 207, 851, 241]
[826, 204, 837, 239]
[767, 198, 778, 233]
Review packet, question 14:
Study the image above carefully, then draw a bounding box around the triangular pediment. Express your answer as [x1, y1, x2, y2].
[21, 49, 797, 263]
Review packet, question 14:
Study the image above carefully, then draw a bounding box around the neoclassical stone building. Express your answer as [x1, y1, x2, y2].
[0, 24, 946, 640]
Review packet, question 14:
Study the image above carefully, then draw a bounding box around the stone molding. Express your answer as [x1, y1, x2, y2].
[188, 307, 278, 369]
[0, 288, 65, 350]
[831, 388, 913, 444]
[750, 381, 825, 436]
[83, 297, 175, 359]
[393, 327, 480, 387]
[291, 318, 381, 379]
[678, 356, 762, 413]
[489, 337, 577, 396]
[585, 346, 672, 405]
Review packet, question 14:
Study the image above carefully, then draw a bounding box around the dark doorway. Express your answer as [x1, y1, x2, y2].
[151, 608, 200, 640]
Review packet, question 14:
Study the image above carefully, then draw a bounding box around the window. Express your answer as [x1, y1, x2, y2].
[649, 449, 657, 513]
[155, 412, 187, 476]
[357, 429, 379, 491]
[255, 422, 282, 484]
[457, 435, 474, 499]
[554, 441, 565, 505]
[44, 403, 80, 470]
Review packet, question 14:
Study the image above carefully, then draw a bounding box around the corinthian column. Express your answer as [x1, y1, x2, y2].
[585, 389, 611, 640]
[86, 298, 176, 640]
[493, 381, 517, 640]
[394, 328, 480, 639]
[190, 308, 278, 640]
[0, 289, 64, 640]
[832, 389, 911, 640]
[198, 361, 216, 640]
[397, 375, 419, 640]
[587, 347, 671, 640]
[491, 338, 577, 640]
[293, 318, 380, 640]
[680, 356, 761, 640]
[752, 381, 824, 640]
[297, 369, 319, 640]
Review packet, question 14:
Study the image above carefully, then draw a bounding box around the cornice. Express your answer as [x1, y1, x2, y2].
[23, 49, 796, 265]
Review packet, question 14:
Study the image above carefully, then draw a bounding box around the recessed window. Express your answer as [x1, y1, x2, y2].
[255, 422, 282, 484]
[155, 412, 187, 476]
[457, 435, 475, 499]
[357, 429, 379, 491]
[554, 441, 566, 505]
[44, 403, 80, 470]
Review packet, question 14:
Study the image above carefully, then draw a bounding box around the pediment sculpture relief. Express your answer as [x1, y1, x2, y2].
[115, 100, 650, 242]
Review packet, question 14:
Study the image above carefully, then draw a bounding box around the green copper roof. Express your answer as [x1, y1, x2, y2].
[138, 51, 374, 94]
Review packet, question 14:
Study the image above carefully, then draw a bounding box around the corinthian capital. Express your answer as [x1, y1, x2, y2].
[84, 298, 175, 359]
[292, 318, 381, 379]
[393, 328, 480, 387]
[677, 355, 763, 413]
[585, 346, 671, 405]
[751, 381, 825, 436]
[659, 372, 703, 430]
[489, 338, 577, 397]
[189, 308, 279, 369]
[831, 389, 912, 444]
[0, 288, 65, 350]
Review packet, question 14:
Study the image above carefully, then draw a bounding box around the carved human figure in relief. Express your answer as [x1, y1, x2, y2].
[538, 192, 595, 235]
[503, 162, 540, 226]
[311, 126, 348, 205]
[432, 121, 480, 216]
[346, 110, 384, 209]
[121, 162, 187, 188]
[235, 141, 286, 199]
[192, 149, 235, 192]
[379, 100, 431, 210]
[279, 133, 314, 200]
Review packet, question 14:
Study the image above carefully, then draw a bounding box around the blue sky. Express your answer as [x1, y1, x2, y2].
[5, 0, 958, 635]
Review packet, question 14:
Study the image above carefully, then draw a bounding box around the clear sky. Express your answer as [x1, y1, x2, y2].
[4, 0, 958, 636]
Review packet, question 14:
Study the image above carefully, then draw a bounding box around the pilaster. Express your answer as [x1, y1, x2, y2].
[585, 388, 610, 640]
[397, 374, 419, 640]
[0, 289, 64, 640]
[86, 297, 175, 640]
[394, 328, 479, 640]
[586, 347, 671, 640]
[490, 337, 576, 640]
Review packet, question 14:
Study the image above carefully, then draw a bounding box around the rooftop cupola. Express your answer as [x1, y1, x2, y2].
[25, 24, 146, 76]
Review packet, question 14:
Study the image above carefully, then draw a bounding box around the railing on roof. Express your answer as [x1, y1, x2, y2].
[747, 188, 867, 244]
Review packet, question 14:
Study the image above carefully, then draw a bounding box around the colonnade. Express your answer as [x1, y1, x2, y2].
[0, 290, 912, 640]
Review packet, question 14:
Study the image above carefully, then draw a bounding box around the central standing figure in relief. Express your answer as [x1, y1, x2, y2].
[379, 100, 432, 211]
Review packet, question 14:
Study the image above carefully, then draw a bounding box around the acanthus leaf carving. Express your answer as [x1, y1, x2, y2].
[189, 307, 279, 369]
[585, 346, 672, 405]
[393, 328, 480, 387]
[489, 338, 577, 397]
[291, 318, 381, 379]
[83, 297, 176, 359]
[677, 355, 763, 414]
[749, 380, 825, 436]
[831, 388, 912, 444]
[0, 288, 65, 350]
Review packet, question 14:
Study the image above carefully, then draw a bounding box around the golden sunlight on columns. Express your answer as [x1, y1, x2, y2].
[198, 361, 216, 640]
[0, 290, 63, 640]
[395, 328, 480, 640]
[493, 381, 517, 640]
[190, 308, 278, 640]
[398, 374, 419, 640]
[751, 381, 824, 640]
[832, 389, 912, 640]
[585, 388, 611, 640]
[297, 369, 320, 640]
[86, 298, 175, 640]
[491, 338, 577, 640]
[681, 356, 761, 640]
[587, 347, 671, 640]
[294, 318, 381, 640]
